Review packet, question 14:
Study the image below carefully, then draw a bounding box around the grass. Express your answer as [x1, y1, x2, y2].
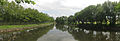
[0, 22, 53, 29]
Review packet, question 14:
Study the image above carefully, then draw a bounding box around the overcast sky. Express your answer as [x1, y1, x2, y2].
[9, 0, 119, 18]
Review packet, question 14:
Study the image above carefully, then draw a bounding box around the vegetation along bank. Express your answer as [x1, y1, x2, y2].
[0, 0, 54, 32]
[56, 1, 120, 26]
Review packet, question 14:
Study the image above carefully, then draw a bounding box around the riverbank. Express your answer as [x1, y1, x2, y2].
[77, 24, 120, 32]
[0, 22, 54, 33]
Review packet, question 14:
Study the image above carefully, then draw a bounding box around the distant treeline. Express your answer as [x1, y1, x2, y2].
[0, 1, 54, 25]
[56, 1, 120, 25]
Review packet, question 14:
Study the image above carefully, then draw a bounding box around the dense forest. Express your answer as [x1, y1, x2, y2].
[0, 0, 54, 25]
[56, 1, 120, 26]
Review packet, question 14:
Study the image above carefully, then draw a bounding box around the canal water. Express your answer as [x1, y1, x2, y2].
[0, 24, 120, 41]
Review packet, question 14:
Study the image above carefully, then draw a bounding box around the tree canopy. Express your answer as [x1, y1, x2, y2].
[56, 1, 120, 26]
[0, 1, 54, 25]
[0, 0, 35, 5]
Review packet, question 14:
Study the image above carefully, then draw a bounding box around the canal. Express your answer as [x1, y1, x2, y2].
[0, 24, 120, 41]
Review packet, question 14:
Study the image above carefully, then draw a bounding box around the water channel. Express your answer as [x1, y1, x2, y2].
[0, 24, 120, 41]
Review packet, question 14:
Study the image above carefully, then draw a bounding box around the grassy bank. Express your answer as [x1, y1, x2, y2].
[0, 22, 54, 29]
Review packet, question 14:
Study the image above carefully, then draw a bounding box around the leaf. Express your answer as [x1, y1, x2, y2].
[15, 0, 21, 3]
[31, 1, 35, 5]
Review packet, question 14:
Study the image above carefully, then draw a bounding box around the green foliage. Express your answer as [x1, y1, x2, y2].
[15, 0, 36, 4]
[0, 0, 35, 4]
[55, 16, 68, 24]
[0, 1, 54, 25]
[56, 1, 120, 25]
[67, 15, 75, 24]
[115, 3, 120, 12]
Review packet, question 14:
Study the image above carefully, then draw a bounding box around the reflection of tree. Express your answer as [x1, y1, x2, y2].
[56, 24, 78, 32]
[56, 24, 69, 32]
[56, 24, 120, 41]
[0, 25, 54, 41]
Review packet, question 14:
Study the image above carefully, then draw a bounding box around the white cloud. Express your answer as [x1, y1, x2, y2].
[61, 0, 119, 8]
[8, 0, 119, 18]
[34, 0, 58, 5]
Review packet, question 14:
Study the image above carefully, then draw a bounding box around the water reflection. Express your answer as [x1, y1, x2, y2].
[1, 24, 120, 41]
[37, 25, 77, 41]
[0, 25, 54, 41]
[56, 24, 120, 41]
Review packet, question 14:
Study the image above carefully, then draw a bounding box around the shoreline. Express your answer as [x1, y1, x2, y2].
[77, 24, 120, 32]
[0, 23, 54, 33]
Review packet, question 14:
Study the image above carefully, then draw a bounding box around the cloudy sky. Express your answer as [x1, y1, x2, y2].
[9, 0, 119, 18]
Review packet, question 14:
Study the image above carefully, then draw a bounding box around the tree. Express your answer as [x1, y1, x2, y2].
[15, 0, 35, 4]
[0, 0, 35, 5]
[0, 1, 54, 25]
[56, 1, 120, 26]
[56, 16, 68, 24]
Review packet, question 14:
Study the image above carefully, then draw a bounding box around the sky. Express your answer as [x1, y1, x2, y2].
[8, 0, 119, 18]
